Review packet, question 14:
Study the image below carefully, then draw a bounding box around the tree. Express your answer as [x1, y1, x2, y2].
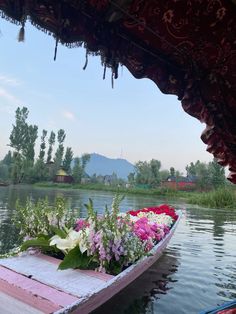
[9, 107, 38, 183]
[128, 172, 135, 185]
[46, 131, 56, 163]
[11, 152, 22, 184]
[72, 157, 83, 183]
[53, 129, 66, 173]
[39, 129, 47, 161]
[135, 159, 161, 186]
[194, 161, 210, 190]
[9, 107, 29, 154]
[81, 153, 90, 170]
[63, 147, 73, 173]
[149, 159, 161, 186]
[2, 151, 12, 166]
[186, 162, 197, 177]
[135, 161, 151, 185]
[208, 158, 226, 188]
[72, 154, 90, 184]
[170, 167, 175, 177]
[159, 169, 170, 181]
[0, 163, 9, 181]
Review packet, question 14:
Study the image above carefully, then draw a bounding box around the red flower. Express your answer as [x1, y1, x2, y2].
[128, 204, 178, 221]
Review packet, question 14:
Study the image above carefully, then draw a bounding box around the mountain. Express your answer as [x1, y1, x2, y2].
[85, 153, 135, 180]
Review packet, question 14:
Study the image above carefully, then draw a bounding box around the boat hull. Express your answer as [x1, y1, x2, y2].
[0, 213, 181, 314]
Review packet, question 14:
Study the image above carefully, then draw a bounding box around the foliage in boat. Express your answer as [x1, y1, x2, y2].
[14, 195, 178, 275]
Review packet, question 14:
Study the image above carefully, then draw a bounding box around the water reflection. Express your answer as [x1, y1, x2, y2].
[92, 250, 180, 314]
[0, 185, 235, 313]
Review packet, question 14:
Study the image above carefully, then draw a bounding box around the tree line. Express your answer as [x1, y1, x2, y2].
[128, 158, 227, 190]
[0, 107, 90, 184]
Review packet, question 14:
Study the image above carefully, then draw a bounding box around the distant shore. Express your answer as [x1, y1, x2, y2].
[33, 182, 236, 209]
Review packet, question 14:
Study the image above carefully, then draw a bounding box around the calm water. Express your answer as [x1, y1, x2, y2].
[0, 185, 235, 314]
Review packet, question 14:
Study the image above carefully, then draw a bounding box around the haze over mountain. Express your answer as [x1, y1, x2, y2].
[85, 153, 135, 179]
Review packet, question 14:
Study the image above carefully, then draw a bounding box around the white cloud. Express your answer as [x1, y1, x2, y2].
[0, 74, 22, 86]
[0, 88, 21, 109]
[62, 110, 76, 121]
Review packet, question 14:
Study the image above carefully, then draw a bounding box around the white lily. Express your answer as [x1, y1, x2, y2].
[50, 229, 89, 254]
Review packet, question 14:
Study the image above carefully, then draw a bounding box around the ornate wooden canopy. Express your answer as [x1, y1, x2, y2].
[1, 0, 236, 182]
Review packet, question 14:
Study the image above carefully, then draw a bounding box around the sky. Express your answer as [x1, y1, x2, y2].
[0, 18, 213, 174]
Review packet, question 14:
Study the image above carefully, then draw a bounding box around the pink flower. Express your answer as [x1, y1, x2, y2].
[74, 219, 89, 231]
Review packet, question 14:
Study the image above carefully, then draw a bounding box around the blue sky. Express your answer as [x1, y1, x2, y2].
[0, 18, 213, 174]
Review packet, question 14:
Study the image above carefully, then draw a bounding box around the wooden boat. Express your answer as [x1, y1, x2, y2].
[200, 300, 236, 314]
[0, 212, 181, 314]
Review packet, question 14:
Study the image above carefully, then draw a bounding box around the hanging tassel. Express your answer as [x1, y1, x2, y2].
[111, 72, 114, 89]
[83, 50, 88, 70]
[114, 63, 118, 79]
[18, 24, 25, 42]
[103, 64, 107, 80]
[54, 38, 59, 61]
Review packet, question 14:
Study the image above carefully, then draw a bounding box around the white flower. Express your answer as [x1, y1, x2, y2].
[50, 229, 89, 254]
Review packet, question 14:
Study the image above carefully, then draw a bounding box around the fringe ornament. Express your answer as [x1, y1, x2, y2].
[83, 50, 88, 70]
[18, 25, 25, 42]
[103, 64, 107, 80]
[54, 38, 59, 61]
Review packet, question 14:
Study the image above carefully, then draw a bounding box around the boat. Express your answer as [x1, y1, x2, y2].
[200, 300, 236, 314]
[0, 210, 181, 314]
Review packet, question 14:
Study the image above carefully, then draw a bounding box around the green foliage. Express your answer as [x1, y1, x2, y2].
[21, 237, 51, 251]
[9, 107, 29, 153]
[81, 153, 90, 169]
[170, 167, 175, 177]
[39, 129, 47, 161]
[72, 154, 90, 183]
[9, 107, 38, 183]
[14, 197, 77, 239]
[208, 158, 226, 188]
[63, 147, 73, 173]
[53, 129, 66, 175]
[58, 246, 93, 270]
[112, 194, 125, 216]
[128, 172, 135, 185]
[0, 163, 9, 181]
[188, 187, 236, 208]
[135, 159, 161, 187]
[72, 157, 83, 183]
[186, 159, 226, 190]
[47, 131, 56, 163]
[2, 151, 12, 166]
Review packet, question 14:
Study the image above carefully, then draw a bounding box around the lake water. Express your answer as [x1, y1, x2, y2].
[0, 185, 235, 314]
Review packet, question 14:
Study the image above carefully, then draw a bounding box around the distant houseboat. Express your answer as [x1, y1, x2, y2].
[54, 169, 73, 184]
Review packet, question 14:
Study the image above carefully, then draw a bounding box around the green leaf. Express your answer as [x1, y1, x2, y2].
[58, 246, 90, 270]
[50, 225, 67, 238]
[21, 237, 51, 251]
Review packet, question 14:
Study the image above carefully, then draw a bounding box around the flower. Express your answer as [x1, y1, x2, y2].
[50, 229, 89, 253]
[20, 194, 178, 275]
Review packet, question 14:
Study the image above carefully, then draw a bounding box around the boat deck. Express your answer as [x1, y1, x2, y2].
[0, 254, 114, 314]
[0, 213, 181, 313]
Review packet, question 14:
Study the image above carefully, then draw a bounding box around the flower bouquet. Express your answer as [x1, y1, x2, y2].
[15, 196, 178, 275]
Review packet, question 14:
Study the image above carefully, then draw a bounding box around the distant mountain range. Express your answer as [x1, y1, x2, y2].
[85, 153, 135, 179]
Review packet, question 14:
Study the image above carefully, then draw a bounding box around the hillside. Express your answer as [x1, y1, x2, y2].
[85, 153, 135, 180]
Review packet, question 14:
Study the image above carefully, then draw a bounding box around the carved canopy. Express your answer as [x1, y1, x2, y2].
[1, 0, 236, 182]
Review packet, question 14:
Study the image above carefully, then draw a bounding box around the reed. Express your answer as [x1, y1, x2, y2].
[187, 187, 236, 209]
